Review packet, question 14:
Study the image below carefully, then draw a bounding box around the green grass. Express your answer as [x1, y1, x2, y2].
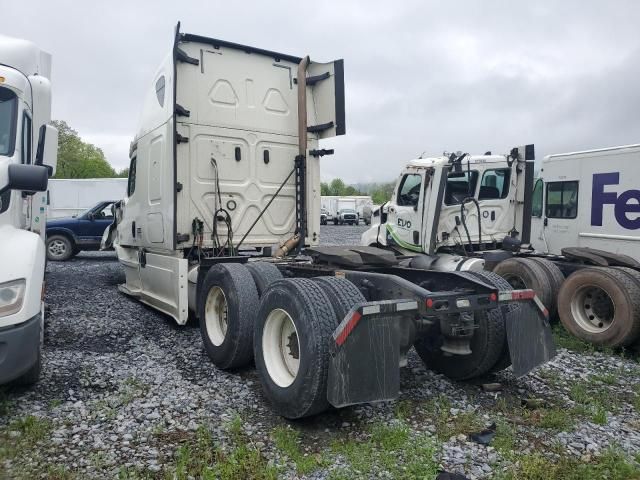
[492, 420, 517, 454]
[0, 390, 13, 416]
[0, 414, 53, 463]
[422, 395, 483, 440]
[168, 418, 277, 480]
[569, 379, 622, 421]
[495, 448, 640, 480]
[552, 324, 616, 356]
[536, 407, 574, 431]
[330, 421, 440, 479]
[272, 425, 326, 475]
[633, 384, 640, 412]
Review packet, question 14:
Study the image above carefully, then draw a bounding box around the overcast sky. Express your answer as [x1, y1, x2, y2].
[3, 1, 640, 183]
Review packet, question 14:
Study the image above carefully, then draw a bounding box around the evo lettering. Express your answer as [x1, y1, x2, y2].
[591, 172, 640, 229]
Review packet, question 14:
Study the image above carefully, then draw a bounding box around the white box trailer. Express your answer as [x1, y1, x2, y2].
[0, 36, 58, 385]
[103, 24, 553, 419]
[48, 178, 127, 218]
[320, 195, 372, 224]
[531, 144, 640, 257]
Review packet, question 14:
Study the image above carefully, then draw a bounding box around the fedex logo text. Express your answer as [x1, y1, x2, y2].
[591, 172, 640, 229]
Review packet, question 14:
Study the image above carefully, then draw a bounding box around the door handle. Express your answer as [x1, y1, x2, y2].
[132, 221, 136, 238]
[543, 217, 548, 226]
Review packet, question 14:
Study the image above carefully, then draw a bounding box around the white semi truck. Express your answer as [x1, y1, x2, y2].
[363, 145, 640, 348]
[104, 25, 554, 419]
[0, 36, 58, 385]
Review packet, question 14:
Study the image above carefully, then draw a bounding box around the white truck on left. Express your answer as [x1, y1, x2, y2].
[0, 36, 58, 385]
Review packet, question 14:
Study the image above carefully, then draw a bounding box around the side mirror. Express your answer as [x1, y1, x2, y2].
[34, 124, 58, 177]
[0, 164, 49, 195]
[87, 213, 95, 221]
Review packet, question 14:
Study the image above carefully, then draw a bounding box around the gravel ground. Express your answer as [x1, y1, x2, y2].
[1, 224, 639, 479]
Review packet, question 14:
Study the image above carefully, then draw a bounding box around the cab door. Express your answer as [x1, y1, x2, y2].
[386, 172, 425, 252]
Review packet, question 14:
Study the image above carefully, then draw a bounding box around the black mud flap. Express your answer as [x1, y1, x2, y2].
[327, 300, 418, 408]
[506, 301, 556, 377]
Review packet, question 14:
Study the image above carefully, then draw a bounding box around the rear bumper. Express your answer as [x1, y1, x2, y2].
[0, 313, 41, 384]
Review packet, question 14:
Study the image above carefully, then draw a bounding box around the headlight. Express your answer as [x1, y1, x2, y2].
[0, 279, 26, 317]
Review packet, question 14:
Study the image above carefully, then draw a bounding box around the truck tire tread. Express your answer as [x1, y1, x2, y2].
[557, 267, 640, 347]
[312, 276, 366, 323]
[254, 278, 336, 419]
[199, 263, 259, 370]
[246, 262, 283, 297]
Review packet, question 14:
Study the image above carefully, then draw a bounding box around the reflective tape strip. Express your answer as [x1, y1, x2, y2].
[362, 305, 381, 315]
[396, 300, 418, 311]
[532, 295, 549, 318]
[335, 311, 362, 346]
[498, 289, 549, 318]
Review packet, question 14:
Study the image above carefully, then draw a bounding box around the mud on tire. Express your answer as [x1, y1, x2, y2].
[254, 278, 336, 419]
[199, 263, 259, 370]
[493, 258, 554, 316]
[557, 267, 640, 347]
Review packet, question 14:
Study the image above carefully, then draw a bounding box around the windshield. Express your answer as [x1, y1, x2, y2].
[342, 209, 355, 213]
[0, 87, 18, 156]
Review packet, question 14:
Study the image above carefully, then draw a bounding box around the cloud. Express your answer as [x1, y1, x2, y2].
[3, 0, 640, 183]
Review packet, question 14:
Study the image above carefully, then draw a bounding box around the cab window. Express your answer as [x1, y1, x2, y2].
[478, 169, 510, 200]
[532, 179, 543, 217]
[546, 181, 578, 219]
[127, 156, 137, 196]
[0, 88, 18, 156]
[397, 174, 422, 207]
[445, 171, 478, 205]
[21, 113, 32, 164]
[95, 203, 114, 219]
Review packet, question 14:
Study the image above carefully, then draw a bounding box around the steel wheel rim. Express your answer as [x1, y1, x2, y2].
[205, 286, 228, 346]
[570, 284, 614, 334]
[48, 239, 68, 258]
[262, 308, 300, 387]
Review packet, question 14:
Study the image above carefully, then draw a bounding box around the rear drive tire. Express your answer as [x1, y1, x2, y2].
[199, 263, 259, 369]
[493, 258, 554, 316]
[414, 271, 507, 380]
[312, 276, 366, 323]
[467, 270, 521, 373]
[254, 278, 336, 419]
[526, 257, 565, 318]
[246, 262, 283, 297]
[46, 235, 74, 262]
[557, 267, 640, 347]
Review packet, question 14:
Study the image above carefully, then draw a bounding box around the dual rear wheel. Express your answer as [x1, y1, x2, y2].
[199, 263, 365, 418]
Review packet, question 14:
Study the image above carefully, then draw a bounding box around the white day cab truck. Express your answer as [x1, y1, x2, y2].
[0, 36, 58, 385]
[362, 144, 640, 348]
[102, 24, 554, 419]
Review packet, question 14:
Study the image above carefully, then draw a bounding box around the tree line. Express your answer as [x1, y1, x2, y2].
[51, 120, 395, 203]
[51, 120, 128, 179]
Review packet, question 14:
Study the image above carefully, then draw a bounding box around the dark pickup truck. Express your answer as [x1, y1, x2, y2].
[46, 201, 115, 261]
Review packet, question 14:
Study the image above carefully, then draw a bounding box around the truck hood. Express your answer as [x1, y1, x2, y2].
[0, 224, 45, 327]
